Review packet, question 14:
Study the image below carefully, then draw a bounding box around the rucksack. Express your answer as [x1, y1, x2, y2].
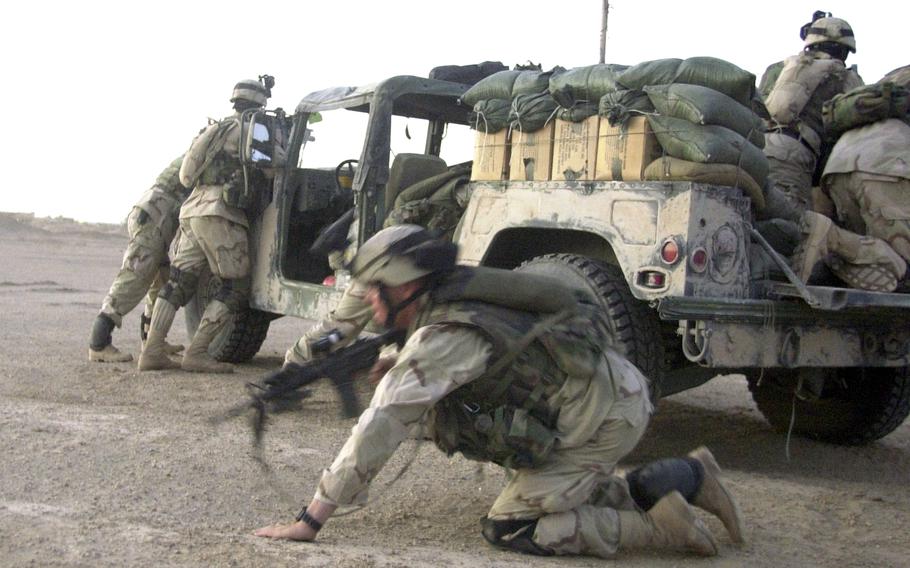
[823, 82, 910, 137]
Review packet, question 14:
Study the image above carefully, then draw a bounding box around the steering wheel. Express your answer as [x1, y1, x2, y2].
[335, 159, 359, 192]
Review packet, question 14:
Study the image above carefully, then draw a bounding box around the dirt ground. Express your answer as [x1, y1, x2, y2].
[1, 221, 909, 568]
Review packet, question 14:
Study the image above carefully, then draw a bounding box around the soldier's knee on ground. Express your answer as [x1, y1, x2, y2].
[158, 267, 199, 307]
[626, 457, 703, 511]
[480, 518, 553, 556]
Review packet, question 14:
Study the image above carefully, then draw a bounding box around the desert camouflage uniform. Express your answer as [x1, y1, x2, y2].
[758, 52, 863, 227]
[99, 155, 187, 326]
[818, 118, 910, 283]
[313, 301, 654, 558]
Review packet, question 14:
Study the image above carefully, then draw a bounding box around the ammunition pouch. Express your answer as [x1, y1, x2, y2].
[434, 400, 557, 469]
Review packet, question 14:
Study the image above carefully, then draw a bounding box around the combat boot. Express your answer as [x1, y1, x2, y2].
[790, 211, 833, 283]
[618, 491, 718, 556]
[688, 447, 745, 544]
[137, 300, 180, 371]
[824, 226, 907, 292]
[141, 310, 184, 355]
[88, 313, 133, 362]
[181, 300, 233, 374]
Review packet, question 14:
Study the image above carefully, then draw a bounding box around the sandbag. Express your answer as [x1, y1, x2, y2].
[549, 63, 628, 107]
[512, 69, 558, 98]
[619, 57, 756, 107]
[510, 93, 559, 132]
[556, 102, 599, 123]
[822, 82, 910, 137]
[470, 99, 512, 133]
[643, 156, 765, 211]
[648, 115, 769, 186]
[881, 65, 910, 89]
[598, 89, 654, 126]
[644, 84, 765, 148]
[462, 70, 523, 107]
[429, 61, 508, 85]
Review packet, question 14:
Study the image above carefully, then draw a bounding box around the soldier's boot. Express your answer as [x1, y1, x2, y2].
[824, 225, 908, 292]
[140, 310, 184, 355]
[88, 313, 133, 362]
[790, 211, 833, 283]
[688, 447, 745, 544]
[181, 300, 233, 374]
[618, 491, 718, 556]
[137, 300, 180, 371]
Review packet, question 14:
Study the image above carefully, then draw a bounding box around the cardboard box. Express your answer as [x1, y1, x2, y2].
[594, 115, 659, 181]
[551, 116, 599, 181]
[470, 128, 510, 181]
[508, 123, 555, 181]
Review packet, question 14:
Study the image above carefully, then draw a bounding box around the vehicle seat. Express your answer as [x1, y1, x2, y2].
[385, 153, 448, 217]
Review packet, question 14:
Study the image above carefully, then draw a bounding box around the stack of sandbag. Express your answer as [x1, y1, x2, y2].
[462, 67, 562, 181]
[548, 64, 631, 181]
[624, 57, 767, 209]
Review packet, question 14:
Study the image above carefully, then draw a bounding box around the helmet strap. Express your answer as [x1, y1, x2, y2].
[378, 280, 433, 329]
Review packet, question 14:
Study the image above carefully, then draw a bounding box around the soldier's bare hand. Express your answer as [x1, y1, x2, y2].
[254, 520, 316, 541]
[368, 356, 397, 384]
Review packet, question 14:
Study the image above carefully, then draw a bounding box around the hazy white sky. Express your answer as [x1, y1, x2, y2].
[1, 0, 904, 223]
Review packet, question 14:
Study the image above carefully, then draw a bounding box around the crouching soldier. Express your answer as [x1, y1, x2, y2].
[255, 225, 745, 558]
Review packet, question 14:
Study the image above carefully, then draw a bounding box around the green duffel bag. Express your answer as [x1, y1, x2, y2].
[619, 57, 756, 108]
[549, 63, 628, 107]
[644, 84, 765, 148]
[643, 156, 765, 211]
[598, 89, 654, 126]
[822, 82, 910, 138]
[648, 115, 768, 186]
[470, 99, 512, 133]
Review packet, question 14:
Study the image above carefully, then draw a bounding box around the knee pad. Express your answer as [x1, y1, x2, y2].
[213, 277, 250, 312]
[626, 457, 704, 511]
[480, 517, 553, 556]
[158, 266, 199, 307]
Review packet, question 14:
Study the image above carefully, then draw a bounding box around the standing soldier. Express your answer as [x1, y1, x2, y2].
[256, 225, 745, 558]
[756, 12, 863, 253]
[138, 78, 274, 373]
[88, 155, 188, 362]
[794, 65, 910, 291]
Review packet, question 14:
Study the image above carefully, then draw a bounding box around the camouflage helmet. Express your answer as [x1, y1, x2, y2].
[230, 79, 269, 107]
[350, 224, 457, 287]
[803, 17, 856, 53]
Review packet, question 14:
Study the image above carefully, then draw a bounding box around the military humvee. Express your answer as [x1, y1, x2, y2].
[197, 73, 910, 445]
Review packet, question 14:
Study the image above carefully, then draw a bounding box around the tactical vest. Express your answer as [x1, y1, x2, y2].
[765, 53, 858, 153]
[183, 117, 256, 210]
[413, 267, 608, 469]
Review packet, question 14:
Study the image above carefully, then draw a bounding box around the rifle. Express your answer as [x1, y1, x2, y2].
[211, 328, 405, 449]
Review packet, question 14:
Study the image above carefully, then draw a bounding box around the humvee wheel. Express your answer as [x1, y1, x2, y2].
[516, 253, 664, 400]
[746, 367, 910, 445]
[184, 269, 272, 363]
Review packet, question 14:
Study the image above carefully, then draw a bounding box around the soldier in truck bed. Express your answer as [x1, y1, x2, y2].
[255, 225, 745, 559]
[755, 11, 863, 255]
[793, 65, 910, 292]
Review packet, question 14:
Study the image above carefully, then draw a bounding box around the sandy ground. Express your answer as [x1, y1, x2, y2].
[1, 221, 909, 567]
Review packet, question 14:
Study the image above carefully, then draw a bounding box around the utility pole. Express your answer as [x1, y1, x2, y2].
[599, 0, 609, 63]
